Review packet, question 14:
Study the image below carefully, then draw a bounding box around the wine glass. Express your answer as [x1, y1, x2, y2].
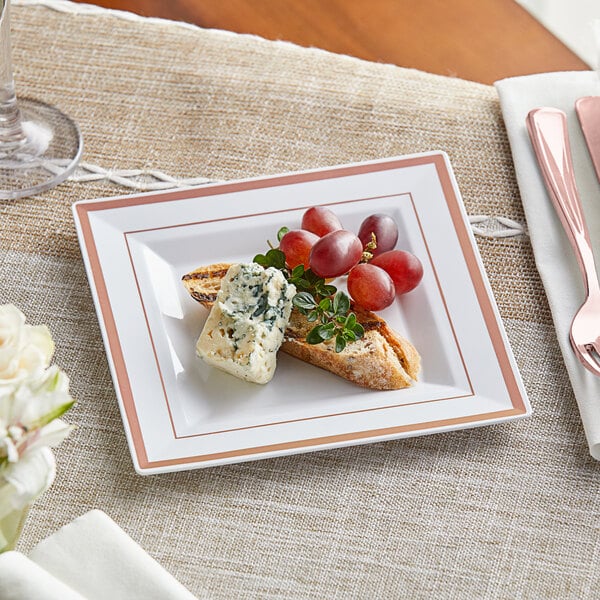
[0, 0, 82, 199]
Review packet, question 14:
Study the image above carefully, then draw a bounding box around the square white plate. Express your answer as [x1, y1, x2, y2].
[73, 152, 530, 474]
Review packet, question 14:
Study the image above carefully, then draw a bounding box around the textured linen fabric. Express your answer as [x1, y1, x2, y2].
[3, 2, 599, 598]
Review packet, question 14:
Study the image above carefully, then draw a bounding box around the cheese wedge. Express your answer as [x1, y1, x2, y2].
[195, 263, 296, 384]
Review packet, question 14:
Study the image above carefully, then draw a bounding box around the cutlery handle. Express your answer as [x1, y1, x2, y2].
[527, 107, 600, 296]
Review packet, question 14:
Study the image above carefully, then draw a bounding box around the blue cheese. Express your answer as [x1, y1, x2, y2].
[195, 263, 296, 384]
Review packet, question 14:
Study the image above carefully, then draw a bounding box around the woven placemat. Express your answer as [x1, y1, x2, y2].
[4, 2, 599, 598]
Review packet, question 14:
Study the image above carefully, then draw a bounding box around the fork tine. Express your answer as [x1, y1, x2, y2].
[591, 339, 600, 366]
[572, 341, 600, 377]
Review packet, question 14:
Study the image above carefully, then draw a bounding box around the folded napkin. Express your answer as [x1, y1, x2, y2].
[495, 71, 600, 459]
[0, 510, 197, 600]
[0, 551, 86, 600]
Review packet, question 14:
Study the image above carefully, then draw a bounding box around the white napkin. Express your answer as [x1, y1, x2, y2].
[495, 71, 600, 459]
[27, 510, 197, 600]
[0, 551, 86, 600]
[0, 510, 197, 599]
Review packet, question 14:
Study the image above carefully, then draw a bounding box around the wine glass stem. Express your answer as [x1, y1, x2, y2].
[0, 0, 26, 149]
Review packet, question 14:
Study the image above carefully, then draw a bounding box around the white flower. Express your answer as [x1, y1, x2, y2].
[3, 366, 74, 432]
[0, 367, 74, 464]
[0, 305, 54, 387]
[0, 306, 75, 551]
[0, 447, 56, 519]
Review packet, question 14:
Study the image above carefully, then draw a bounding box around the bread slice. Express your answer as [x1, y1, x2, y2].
[182, 263, 421, 390]
[182, 263, 231, 305]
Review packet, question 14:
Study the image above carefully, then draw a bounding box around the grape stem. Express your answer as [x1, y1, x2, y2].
[360, 232, 377, 263]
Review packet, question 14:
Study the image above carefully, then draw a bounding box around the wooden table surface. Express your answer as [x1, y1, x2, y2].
[73, 0, 588, 85]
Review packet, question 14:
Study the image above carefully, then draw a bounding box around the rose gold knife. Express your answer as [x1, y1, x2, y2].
[576, 96, 600, 182]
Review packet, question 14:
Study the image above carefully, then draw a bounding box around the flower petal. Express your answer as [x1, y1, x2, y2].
[14, 367, 75, 430]
[24, 325, 54, 368]
[1, 447, 55, 513]
[0, 306, 55, 386]
[26, 419, 74, 452]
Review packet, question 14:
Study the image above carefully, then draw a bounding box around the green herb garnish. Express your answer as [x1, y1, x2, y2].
[277, 227, 289, 242]
[253, 248, 287, 270]
[252, 234, 364, 353]
[292, 285, 364, 351]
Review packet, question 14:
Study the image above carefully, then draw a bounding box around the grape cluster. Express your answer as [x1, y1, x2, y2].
[279, 206, 423, 311]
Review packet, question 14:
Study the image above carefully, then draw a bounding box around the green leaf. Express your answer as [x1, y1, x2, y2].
[307, 325, 326, 344]
[319, 298, 332, 312]
[294, 278, 312, 290]
[277, 227, 290, 241]
[293, 292, 317, 311]
[304, 269, 322, 285]
[321, 284, 337, 296]
[343, 329, 357, 342]
[253, 248, 286, 270]
[317, 323, 336, 340]
[291, 264, 305, 279]
[333, 291, 350, 316]
[307, 310, 319, 322]
[265, 248, 286, 270]
[332, 292, 341, 313]
[335, 334, 347, 353]
[352, 322, 365, 339]
[345, 312, 356, 329]
[253, 253, 268, 266]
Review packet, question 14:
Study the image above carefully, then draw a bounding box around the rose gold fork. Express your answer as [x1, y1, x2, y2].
[527, 107, 600, 377]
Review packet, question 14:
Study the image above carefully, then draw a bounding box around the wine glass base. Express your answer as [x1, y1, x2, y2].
[0, 98, 83, 200]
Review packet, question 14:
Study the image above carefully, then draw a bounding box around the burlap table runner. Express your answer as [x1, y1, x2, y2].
[4, 2, 599, 598]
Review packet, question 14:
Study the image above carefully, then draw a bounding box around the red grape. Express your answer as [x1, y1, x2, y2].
[309, 230, 363, 278]
[279, 229, 319, 269]
[358, 213, 399, 257]
[371, 250, 423, 294]
[348, 264, 395, 311]
[302, 206, 343, 237]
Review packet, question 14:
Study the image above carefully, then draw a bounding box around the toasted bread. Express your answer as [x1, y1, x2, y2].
[182, 263, 421, 390]
[182, 263, 231, 305]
